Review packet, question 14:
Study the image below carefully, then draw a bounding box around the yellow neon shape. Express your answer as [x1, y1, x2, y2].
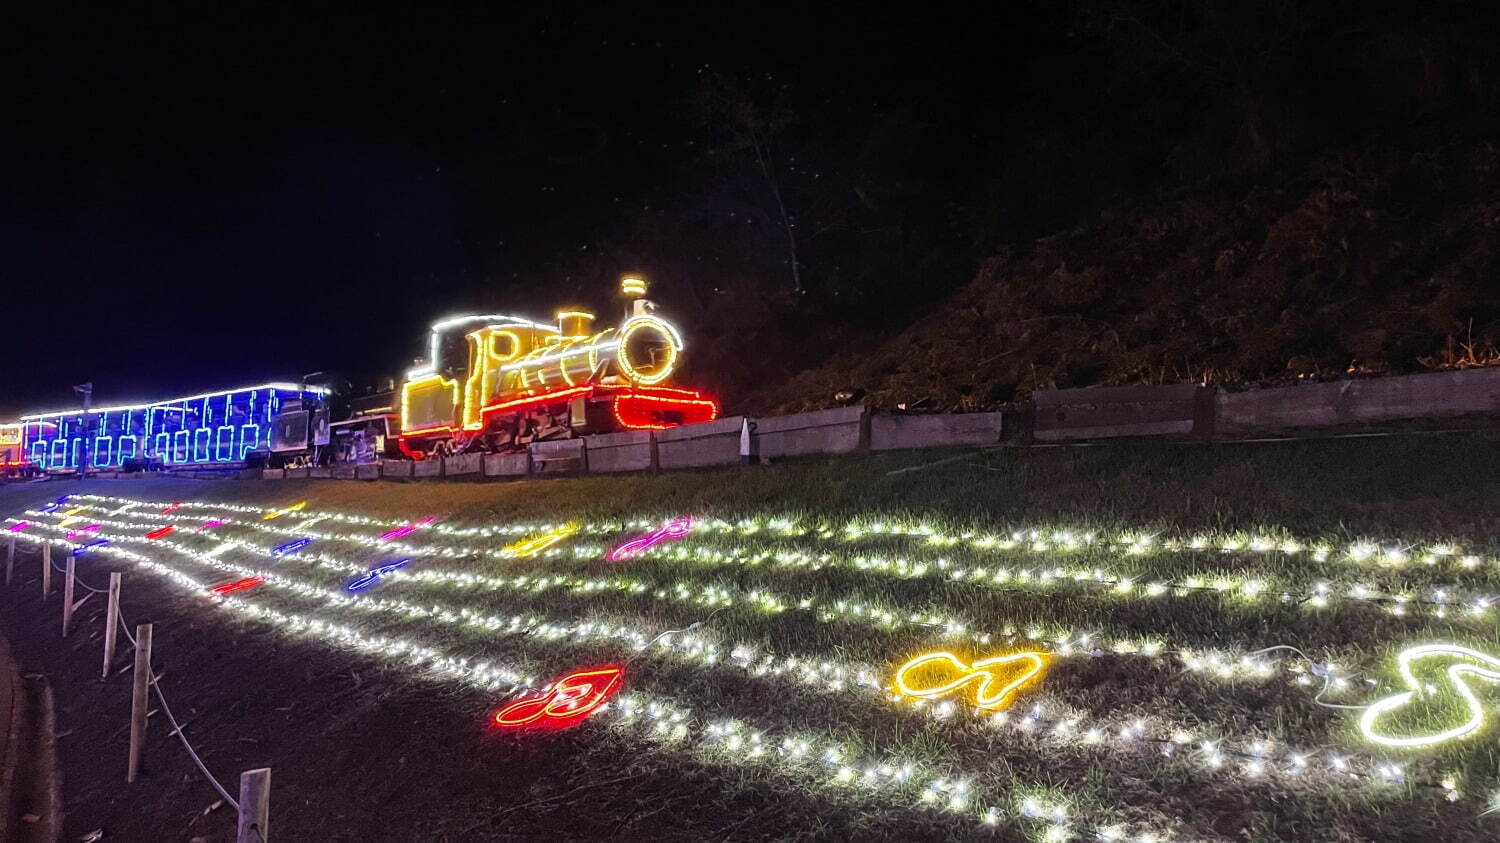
[401, 372, 461, 434]
[501, 524, 579, 558]
[893, 651, 1049, 711]
[262, 501, 307, 520]
[463, 328, 523, 430]
[615, 315, 683, 386]
[621, 276, 647, 297]
[1359, 643, 1500, 748]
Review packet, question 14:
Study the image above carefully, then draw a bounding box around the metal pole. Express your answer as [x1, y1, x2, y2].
[103, 572, 121, 680]
[62, 554, 76, 636]
[41, 542, 52, 598]
[127, 623, 153, 782]
[237, 768, 272, 843]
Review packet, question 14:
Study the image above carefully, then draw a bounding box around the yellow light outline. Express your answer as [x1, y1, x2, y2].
[893, 650, 1049, 711]
[463, 328, 523, 431]
[615, 315, 683, 386]
[501, 524, 580, 558]
[401, 372, 461, 435]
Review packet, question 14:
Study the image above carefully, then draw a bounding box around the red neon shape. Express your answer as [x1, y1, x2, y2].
[162, 503, 182, 514]
[145, 526, 176, 540]
[607, 517, 693, 562]
[611, 389, 720, 430]
[396, 437, 426, 459]
[492, 666, 625, 731]
[210, 576, 264, 596]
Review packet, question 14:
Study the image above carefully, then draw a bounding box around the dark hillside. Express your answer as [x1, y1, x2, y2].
[755, 141, 1500, 412]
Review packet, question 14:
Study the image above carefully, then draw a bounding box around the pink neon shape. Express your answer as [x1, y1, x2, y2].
[9, 522, 29, 532]
[200, 519, 225, 530]
[606, 517, 693, 562]
[67, 524, 101, 539]
[379, 516, 435, 542]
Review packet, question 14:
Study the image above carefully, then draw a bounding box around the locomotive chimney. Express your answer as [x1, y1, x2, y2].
[620, 274, 650, 316]
[557, 309, 595, 338]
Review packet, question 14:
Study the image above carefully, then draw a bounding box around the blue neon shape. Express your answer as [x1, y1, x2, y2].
[345, 559, 411, 592]
[271, 537, 313, 557]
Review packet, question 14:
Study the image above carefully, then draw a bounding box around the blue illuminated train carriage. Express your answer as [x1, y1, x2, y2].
[18, 382, 327, 473]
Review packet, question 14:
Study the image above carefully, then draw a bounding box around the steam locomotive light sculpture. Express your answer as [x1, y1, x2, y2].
[397, 276, 718, 455]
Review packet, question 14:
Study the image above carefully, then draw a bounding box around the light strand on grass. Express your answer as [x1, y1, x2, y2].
[6, 531, 1168, 838]
[17, 516, 1411, 792]
[70, 494, 1499, 573]
[43, 507, 1353, 687]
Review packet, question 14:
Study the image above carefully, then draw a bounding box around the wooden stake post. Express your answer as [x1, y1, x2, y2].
[237, 768, 272, 843]
[62, 554, 77, 636]
[127, 623, 153, 783]
[41, 542, 52, 598]
[5, 535, 13, 586]
[103, 572, 121, 680]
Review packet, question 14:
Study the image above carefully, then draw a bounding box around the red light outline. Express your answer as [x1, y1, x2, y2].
[611, 389, 720, 430]
[479, 384, 595, 417]
[492, 665, 625, 730]
[210, 576, 264, 596]
[145, 526, 176, 540]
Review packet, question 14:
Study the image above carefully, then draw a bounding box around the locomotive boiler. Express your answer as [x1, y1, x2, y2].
[397, 275, 718, 456]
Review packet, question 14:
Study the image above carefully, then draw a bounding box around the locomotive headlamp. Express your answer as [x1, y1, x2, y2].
[615, 315, 683, 385]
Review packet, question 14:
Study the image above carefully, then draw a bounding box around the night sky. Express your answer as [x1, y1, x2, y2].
[2, 3, 1011, 416]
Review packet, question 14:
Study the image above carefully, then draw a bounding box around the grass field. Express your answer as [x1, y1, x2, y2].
[5, 433, 1500, 841]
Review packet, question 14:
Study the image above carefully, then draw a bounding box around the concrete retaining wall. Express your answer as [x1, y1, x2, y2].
[286, 467, 310, 480]
[1033, 384, 1210, 440]
[483, 453, 530, 478]
[1216, 367, 1500, 434]
[356, 464, 380, 481]
[529, 438, 586, 473]
[444, 453, 482, 477]
[261, 468, 284, 480]
[381, 460, 412, 480]
[309, 467, 331, 479]
[586, 430, 654, 473]
[412, 459, 441, 478]
[657, 416, 745, 470]
[332, 465, 358, 480]
[870, 412, 1003, 451]
[755, 406, 865, 459]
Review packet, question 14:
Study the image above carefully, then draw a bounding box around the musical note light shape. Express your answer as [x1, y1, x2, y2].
[380, 517, 436, 542]
[501, 524, 579, 559]
[893, 651, 1050, 711]
[493, 666, 625, 730]
[1358, 643, 1500, 748]
[606, 518, 693, 562]
[345, 559, 412, 592]
[210, 576, 264, 596]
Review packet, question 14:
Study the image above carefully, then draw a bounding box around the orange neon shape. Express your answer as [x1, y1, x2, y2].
[493, 666, 624, 730]
[162, 503, 182, 514]
[893, 651, 1050, 711]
